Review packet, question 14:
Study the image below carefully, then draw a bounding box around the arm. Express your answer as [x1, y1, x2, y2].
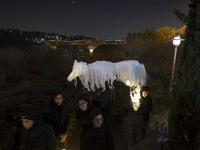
[146, 97, 153, 112]
[45, 125, 57, 150]
[61, 109, 70, 134]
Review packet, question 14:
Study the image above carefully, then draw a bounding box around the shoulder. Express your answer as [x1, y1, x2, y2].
[18, 126, 28, 137]
[62, 104, 70, 114]
[82, 126, 93, 136]
[147, 96, 153, 102]
[62, 103, 68, 108]
[39, 121, 50, 128]
[40, 122, 54, 133]
[62, 103, 69, 110]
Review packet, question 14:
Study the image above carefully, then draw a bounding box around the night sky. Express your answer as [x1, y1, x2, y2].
[0, 0, 189, 40]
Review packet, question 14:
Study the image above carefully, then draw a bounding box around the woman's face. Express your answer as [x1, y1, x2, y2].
[78, 100, 88, 111]
[142, 91, 149, 98]
[92, 114, 104, 128]
[21, 119, 34, 129]
[55, 94, 63, 106]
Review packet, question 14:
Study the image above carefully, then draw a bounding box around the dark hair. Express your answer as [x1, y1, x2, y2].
[51, 90, 64, 105]
[89, 108, 102, 120]
[77, 94, 89, 103]
[141, 86, 150, 92]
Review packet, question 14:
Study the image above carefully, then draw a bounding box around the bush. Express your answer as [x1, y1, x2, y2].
[169, 91, 200, 150]
[150, 81, 172, 106]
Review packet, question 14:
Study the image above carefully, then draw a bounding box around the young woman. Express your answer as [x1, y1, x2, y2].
[44, 91, 70, 150]
[76, 95, 94, 130]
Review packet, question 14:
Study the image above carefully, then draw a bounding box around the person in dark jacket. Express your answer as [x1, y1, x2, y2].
[80, 108, 112, 150]
[138, 86, 153, 123]
[138, 86, 153, 137]
[76, 95, 94, 130]
[12, 109, 57, 150]
[44, 91, 70, 150]
[87, 85, 115, 150]
[96, 86, 115, 149]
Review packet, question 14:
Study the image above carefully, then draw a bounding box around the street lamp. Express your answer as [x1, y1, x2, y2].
[170, 35, 184, 87]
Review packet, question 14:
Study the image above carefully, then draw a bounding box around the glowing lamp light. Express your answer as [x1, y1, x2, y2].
[125, 80, 131, 86]
[172, 35, 184, 47]
[130, 86, 141, 111]
[126, 80, 141, 111]
[89, 48, 94, 54]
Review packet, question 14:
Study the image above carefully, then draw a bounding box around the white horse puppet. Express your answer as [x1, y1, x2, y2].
[67, 60, 147, 91]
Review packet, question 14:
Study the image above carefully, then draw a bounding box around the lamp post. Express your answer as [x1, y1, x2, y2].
[170, 35, 184, 89]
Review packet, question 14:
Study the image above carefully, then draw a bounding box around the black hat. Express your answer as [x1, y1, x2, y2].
[21, 109, 37, 121]
[89, 108, 102, 120]
[77, 94, 89, 103]
[141, 86, 150, 92]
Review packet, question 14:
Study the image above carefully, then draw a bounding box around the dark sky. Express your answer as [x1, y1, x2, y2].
[0, 0, 189, 40]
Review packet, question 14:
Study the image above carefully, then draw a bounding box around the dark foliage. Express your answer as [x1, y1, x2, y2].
[174, 9, 188, 24]
[169, 91, 200, 150]
[169, 0, 200, 149]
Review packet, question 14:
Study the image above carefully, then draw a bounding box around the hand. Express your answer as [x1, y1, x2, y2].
[59, 134, 67, 143]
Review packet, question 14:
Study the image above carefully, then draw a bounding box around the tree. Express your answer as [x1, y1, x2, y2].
[169, 0, 200, 149]
[174, 9, 188, 24]
[176, 0, 200, 93]
[115, 30, 155, 60]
